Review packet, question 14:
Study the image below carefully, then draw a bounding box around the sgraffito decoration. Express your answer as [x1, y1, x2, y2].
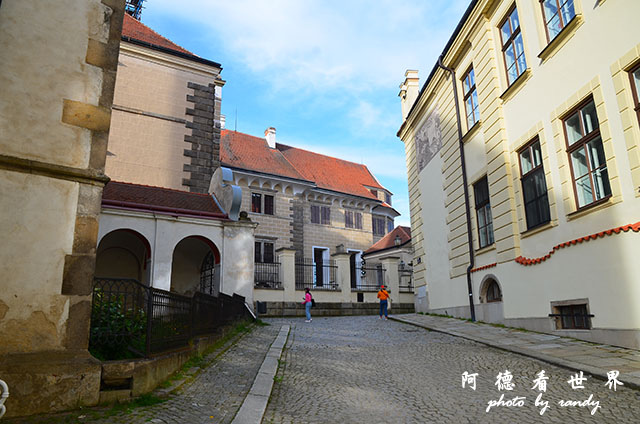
[0, 379, 8, 418]
[414, 107, 442, 173]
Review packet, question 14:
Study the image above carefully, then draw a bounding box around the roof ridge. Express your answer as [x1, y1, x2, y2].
[123, 14, 196, 57]
[109, 180, 213, 197]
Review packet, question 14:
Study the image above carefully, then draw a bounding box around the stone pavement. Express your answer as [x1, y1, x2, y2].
[264, 315, 640, 423]
[5, 322, 282, 424]
[392, 313, 640, 389]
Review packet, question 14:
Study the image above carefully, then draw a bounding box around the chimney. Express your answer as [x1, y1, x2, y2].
[398, 69, 419, 121]
[265, 127, 276, 149]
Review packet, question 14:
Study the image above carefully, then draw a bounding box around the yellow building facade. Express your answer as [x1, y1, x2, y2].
[398, 0, 640, 348]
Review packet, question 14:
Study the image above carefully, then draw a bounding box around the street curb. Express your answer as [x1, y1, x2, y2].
[390, 316, 640, 391]
[231, 325, 290, 424]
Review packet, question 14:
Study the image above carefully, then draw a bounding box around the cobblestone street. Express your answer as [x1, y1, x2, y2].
[264, 316, 640, 424]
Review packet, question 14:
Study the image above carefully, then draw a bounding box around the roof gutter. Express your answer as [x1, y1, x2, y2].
[121, 36, 223, 69]
[436, 55, 476, 322]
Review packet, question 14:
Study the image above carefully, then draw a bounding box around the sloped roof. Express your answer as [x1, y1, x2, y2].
[220, 130, 385, 200]
[220, 130, 308, 182]
[121, 14, 221, 67]
[102, 181, 226, 219]
[364, 226, 412, 255]
[277, 143, 384, 198]
[122, 13, 193, 55]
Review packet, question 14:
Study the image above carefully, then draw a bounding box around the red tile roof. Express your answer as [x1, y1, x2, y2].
[220, 130, 385, 199]
[102, 181, 226, 219]
[122, 13, 195, 57]
[364, 226, 411, 255]
[278, 143, 384, 198]
[220, 130, 308, 182]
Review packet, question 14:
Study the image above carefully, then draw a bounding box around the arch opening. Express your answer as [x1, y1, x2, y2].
[96, 229, 151, 285]
[171, 236, 221, 296]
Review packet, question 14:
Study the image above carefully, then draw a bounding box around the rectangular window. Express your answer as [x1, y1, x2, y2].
[345, 211, 354, 228]
[255, 241, 274, 263]
[311, 205, 320, 224]
[540, 0, 576, 42]
[264, 195, 274, 215]
[355, 212, 362, 230]
[462, 66, 479, 129]
[372, 216, 385, 236]
[556, 304, 591, 329]
[311, 205, 330, 225]
[387, 219, 394, 233]
[500, 5, 527, 86]
[474, 176, 494, 249]
[630, 64, 640, 127]
[519, 139, 551, 230]
[251, 193, 262, 213]
[254, 241, 261, 263]
[563, 98, 611, 209]
[321, 206, 330, 225]
[384, 192, 391, 205]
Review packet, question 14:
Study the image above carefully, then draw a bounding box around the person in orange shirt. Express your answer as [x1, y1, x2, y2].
[377, 285, 390, 320]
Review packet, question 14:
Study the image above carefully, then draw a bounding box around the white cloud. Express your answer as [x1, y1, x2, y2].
[148, 0, 469, 94]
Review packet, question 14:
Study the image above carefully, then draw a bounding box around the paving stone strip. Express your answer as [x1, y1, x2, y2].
[231, 325, 290, 424]
[391, 313, 640, 389]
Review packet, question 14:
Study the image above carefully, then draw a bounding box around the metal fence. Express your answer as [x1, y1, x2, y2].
[353, 263, 385, 291]
[295, 257, 338, 290]
[254, 262, 281, 289]
[398, 262, 414, 293]
[89, 278, 250, 360]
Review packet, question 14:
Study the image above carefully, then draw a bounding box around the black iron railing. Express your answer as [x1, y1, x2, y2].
[548, 313, 594, 330]
[89, 278, 250, 360]
[295, 257, 338, 290]
[254, 262, 281, 289]
[353, 263, 385, 291]
[399, 263, 414, 293]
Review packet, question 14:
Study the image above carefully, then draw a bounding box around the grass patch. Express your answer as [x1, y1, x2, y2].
[157, 319, 255, 390]
[255, 318, 270, 326]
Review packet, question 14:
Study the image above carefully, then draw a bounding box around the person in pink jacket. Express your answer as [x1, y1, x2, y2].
[302, 288, 313, 322]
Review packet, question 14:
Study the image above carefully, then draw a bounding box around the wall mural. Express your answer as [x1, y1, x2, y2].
[414, 108, 442, 173]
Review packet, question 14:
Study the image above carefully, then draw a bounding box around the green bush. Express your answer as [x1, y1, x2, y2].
[89, 289, 147, 360]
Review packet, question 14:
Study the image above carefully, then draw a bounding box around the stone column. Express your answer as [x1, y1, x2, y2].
[381, 257, 400, 310]
[221, 220, 258, 308]
[332, 252, 352, 303]
[277, 248, 296, 302]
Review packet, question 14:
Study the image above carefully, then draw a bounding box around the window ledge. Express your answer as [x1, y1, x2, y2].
[475, 244, 496, 255]
[538, 15, 584, 62]
[500, 68, 532, 103]
[520, 220, 556, 239]
[566, 195, 615, 221]
[462, 120, 482, 142]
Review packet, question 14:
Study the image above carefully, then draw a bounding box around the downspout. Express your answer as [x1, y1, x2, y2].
[436, 55, 476, 322]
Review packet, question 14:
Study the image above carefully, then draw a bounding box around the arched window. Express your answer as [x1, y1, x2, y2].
[486, 280, 502, 302]
[200, 252, 217, 295]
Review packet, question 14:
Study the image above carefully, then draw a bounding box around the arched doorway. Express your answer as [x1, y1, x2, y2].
[478, 275, 504, 324]
[480, 277, 503, 303]
[171, 236, 220, 295]
[95, 229, 151, 285]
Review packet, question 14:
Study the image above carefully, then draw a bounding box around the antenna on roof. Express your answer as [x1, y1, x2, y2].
[234, 107, 238, 132]
[125, 0, 145, 20]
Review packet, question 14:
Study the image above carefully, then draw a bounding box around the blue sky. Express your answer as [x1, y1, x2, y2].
[142, 0, 470, 226]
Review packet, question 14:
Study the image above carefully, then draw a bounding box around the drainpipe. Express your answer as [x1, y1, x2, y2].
[436, 55, 476, 322]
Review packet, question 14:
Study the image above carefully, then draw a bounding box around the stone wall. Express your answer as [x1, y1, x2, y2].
[104, 39, 223, 191]
[0, 0, 126, 417]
